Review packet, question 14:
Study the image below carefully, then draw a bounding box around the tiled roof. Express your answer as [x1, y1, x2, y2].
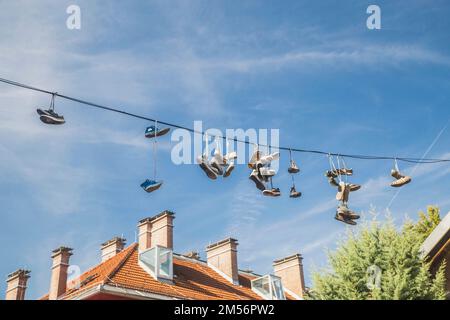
[41, 244, 266, 300]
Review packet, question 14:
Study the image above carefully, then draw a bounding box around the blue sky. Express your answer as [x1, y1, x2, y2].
[0, 0, 449, 299]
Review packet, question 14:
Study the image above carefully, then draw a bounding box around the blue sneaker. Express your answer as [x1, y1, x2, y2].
[141, 179, 163, 193]
[145, 126, 170, 138]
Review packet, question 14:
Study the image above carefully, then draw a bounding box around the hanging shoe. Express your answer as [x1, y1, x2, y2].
[327, 176, 339, 187]
[210, 157, 224, 176]
[348, 183, 361, 192]
[223, 161, 235, 178]
[334, 212, 357, 226]
[336, 182, 348, 201]
[337, 204, 360, 220]
[38, 109, 65, 125]
[289, 186, 302, 198]
[288, 160, 300, 174]
[259, 152, 280, 166]
[141, 179, 163, 193]
[263, 187, 281, 197]
[248, 151, 263, 169]
[145, 126, 170, 138]
[224, 151, 237, 165]
[197, 155, 218, 180]
[390, 169, 412, 187]
[325, 170, 338, 178]
[249, 170, 266, 191]
[259, 167, 276, 177]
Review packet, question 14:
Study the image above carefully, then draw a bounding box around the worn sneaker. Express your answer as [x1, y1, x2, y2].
[327, 176, 339, 187]
[223, 161, 235, 178]
[223, 151, 237, 165]
[249, 170, 266, 191]
[263, 187, 281, 197]
[259, 167, 276, 177]
[259, 152, 280, 166]
[288, 160, 300, 174]
[289, 186, 302, 198]
[390, 169, 412, 187]
[334, 213, 357, 226]
[336, 182, 349, 202]
[248, 151, 263, 169]
[145, 126, 170, 138]
[197, 155, 218, 180]
[141, 179, 163, 193]
[210, 157, 224, 176]
[38, 109, 65, 125]
[337, 205, 360, 220]
[348, 183, 361, 192]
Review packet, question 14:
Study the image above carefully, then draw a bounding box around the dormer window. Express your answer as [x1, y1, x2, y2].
[138, 245, 173, 281]
[251, 274, 286, 300]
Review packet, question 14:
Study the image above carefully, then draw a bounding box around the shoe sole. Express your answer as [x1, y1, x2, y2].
[334, 215, 357, 225]
[142, 182, 163, 193]
[288, 168, 300, 174]
[145, 127, 171, 138]
[249, 174, 266, 191]
[223, 165, 234, 178]
[198, 162, 218, 180]
[290, 192, 302, 198]
[263, 190, 281, 197]
[40, 115, 65, 125]
[391, 176, 411, 187]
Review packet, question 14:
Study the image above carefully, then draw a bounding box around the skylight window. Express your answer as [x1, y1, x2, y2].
[251, 275, 286, 300]
[139, 245, 173, 281]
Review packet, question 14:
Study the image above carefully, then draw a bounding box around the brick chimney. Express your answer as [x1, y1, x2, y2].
[49, 246, 73, 300]
[101, 237, 126, 262]
[5, 269, 30, 300]
[138, 211, 175, 252]
[273, 254, 305, 299]
[206, 238, 239, 285]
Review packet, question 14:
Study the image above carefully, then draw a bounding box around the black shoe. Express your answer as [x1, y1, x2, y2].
[289, 187, 302, 198]
[39, 109, 65, 125]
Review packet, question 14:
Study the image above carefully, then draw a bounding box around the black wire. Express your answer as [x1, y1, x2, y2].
[1, 77, 449, 164]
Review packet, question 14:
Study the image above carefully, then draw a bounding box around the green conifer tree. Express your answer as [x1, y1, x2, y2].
[308, 208, 446, 300]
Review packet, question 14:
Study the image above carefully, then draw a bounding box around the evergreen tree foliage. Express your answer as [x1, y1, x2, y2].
[308, 207, 447, 300]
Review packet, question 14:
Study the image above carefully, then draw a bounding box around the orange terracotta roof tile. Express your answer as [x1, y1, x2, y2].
[41, 244, 294, 300]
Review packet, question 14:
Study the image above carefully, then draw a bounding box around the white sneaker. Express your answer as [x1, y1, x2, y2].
[259, 167, 276, 177]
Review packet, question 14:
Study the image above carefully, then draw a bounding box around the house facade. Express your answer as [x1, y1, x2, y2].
[5, 211, 305, 300]
[421, 211, 450, 299]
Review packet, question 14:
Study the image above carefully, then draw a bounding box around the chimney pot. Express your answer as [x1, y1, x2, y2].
[101, 237, 126, 262]
[206, 238, 239, 285]
[49, 246, 73, 300]
[138, 210, 175, 252]
[5, 269, 30, 300]
[273, 253, 305, 299]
